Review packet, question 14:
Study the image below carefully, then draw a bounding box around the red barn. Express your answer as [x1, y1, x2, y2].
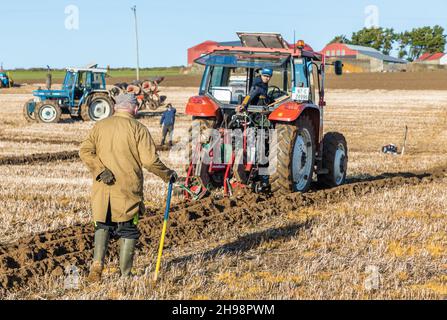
[187, 41, 219, 66]
[416, 52, 447, 65]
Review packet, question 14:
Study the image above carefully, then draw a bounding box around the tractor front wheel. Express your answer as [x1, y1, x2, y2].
[270, 116, 316, 194]
[317, 132, 348, 188]
[35, 100, 62, 124]
[23, 99, 36, 122]
[81, 94, 114, 122]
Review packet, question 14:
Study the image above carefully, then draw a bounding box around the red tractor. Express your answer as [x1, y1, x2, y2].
[184, 33, 347, 199]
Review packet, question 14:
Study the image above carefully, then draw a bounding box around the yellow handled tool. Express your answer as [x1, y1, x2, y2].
[154, 180, 174, 282]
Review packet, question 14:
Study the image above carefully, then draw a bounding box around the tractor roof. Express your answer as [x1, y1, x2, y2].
[195, 32, 322, 67]
[66, 67, 108, 73]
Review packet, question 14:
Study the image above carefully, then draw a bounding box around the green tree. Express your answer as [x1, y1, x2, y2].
[329, 35, 350, 44]
[350, 27, 396, 55]
[397, 25, 446, 61]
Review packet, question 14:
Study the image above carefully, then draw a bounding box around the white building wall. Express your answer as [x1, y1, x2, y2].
[440, 55, 447, 65]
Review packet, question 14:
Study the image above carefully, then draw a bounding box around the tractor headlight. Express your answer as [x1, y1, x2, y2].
[33, 97, 41, 103]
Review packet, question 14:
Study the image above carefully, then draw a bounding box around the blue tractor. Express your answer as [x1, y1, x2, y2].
[24, 65, 115, 123]
[0, 71, 13, 88]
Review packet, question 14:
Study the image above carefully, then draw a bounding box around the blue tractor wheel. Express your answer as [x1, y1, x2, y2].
[35, 100, 62, 124]
[81, 94, 114, 122]
[23, 99, 36, 122]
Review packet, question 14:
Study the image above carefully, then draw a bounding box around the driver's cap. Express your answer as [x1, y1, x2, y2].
[261, 68, 273, 77]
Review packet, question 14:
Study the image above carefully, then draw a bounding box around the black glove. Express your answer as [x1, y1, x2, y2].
[99, 168, 115, 185]
[169, 170, 178, 184]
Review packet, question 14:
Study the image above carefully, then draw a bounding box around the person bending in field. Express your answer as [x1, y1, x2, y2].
[236, 68, 273, 113]
[80, 93, 177, 283]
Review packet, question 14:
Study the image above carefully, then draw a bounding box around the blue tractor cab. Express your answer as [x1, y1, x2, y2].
[0, 72, 13, 88]
[24, 64, 115, 123]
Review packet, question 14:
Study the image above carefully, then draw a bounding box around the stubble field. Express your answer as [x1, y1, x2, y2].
[0, 84, 446, 300]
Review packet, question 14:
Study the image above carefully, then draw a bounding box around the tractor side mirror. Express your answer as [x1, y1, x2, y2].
[334, 60, 343, 76]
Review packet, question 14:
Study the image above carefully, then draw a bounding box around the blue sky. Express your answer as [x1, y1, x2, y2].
[0, 0, 446, 69]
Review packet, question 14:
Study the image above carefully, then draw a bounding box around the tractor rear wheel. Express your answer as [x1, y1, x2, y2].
[317, 132, 348, 188]
[23, 99, 35, 122]
[35, 100, 62, 124]
[185, 117, 221, 190]
[186, 118, 216, 169]
[270, 116, 316, 194]
[81, 94, 114, 122]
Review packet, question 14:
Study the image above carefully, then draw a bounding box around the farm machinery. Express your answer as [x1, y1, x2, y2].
[0, 71, 13, 88]
[110, 77, 167, 111]
[183, 32, 348, 199]
[23, 64, 114, 123]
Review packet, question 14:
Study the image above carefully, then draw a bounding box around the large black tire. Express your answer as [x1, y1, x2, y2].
[186, 118, 216, 169]
[23, 99, 35, 122]
[185, 117, 222, 190]
[270, 116, 316, 194]
[317, 132, 348, 188]
[81, 94, 114, 122]
[34, 100, 62, 124]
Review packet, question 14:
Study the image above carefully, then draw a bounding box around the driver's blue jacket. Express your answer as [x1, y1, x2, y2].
[244, 76, 269, 107]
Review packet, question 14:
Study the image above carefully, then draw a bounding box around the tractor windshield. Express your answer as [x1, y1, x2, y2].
[293, 58, 309, 88]
[63, 71, 76, 90]
[197, 51, 292, 105]
[196, 50, 290, 69]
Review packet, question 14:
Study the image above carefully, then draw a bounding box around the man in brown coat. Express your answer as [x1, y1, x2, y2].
[80, 94, 177, 282]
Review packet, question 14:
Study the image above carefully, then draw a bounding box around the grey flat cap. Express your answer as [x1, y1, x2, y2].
[115, 94, 138, 107]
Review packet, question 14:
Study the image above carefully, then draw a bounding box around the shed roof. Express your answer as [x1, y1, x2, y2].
[346, 44, 378, 53]
[417, 52, 446, 61]
[344, 44, 407, 64]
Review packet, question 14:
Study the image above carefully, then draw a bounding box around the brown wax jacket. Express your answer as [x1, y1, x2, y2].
[80, 112, 171, 223]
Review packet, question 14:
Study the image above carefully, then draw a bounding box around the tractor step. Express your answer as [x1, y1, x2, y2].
[316, 168, 329, 175]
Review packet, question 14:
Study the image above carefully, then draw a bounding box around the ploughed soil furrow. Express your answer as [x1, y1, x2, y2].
[0, 146, 174, 166]
[1, 168, 446, 291]
[0, 135, 81, 146]
[0, 151, 80, 166]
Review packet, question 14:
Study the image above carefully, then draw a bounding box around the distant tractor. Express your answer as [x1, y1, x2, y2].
[0, 71, 13, 88]
[184, 32, 348, 199]
[23, 64, 114, 123]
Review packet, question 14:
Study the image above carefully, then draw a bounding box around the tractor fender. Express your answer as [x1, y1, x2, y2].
[185, 96, 219, 117]
[269, 101, 318, 122]
[83, 91, 111, 106]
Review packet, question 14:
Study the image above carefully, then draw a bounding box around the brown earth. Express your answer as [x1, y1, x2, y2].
[0, 151, 80, 166]
[325, 71, 447, 90]
[0, 145, 176, 166]
[1, 165, 445, 291]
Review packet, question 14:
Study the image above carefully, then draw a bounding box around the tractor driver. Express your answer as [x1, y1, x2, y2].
[236, 68, 273, 113]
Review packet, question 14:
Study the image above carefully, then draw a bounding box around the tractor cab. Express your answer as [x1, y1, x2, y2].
[24, 64, 114, 123]
[195, 50, 320, 109]
[62, 68, 107, 102]
[0, 72, 12, 88]
[184, 32, 347, 200]
[196, 51, 290, 106]
[188, 32, 333, 116]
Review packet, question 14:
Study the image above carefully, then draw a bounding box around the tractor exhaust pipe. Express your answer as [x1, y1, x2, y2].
[46, 65, 52, 90]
